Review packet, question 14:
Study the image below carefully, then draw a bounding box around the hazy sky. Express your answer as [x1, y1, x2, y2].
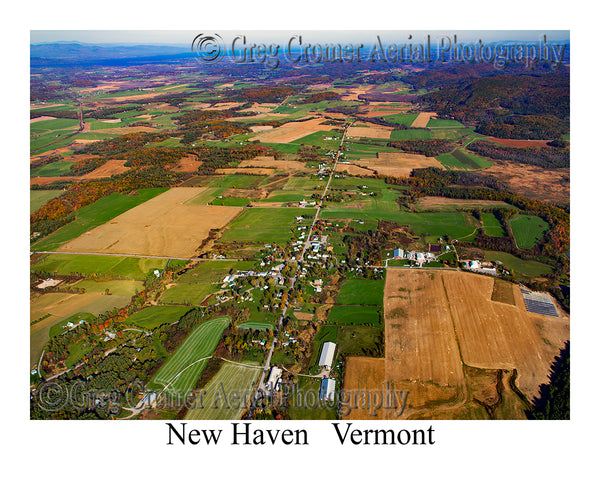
[30, 30, 570, 45]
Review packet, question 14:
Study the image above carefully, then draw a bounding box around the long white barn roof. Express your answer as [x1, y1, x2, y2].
[318, 342, 336, 368]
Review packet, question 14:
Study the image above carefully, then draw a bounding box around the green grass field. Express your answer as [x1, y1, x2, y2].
[484, 251, 553, 277]
[211, 197, 252, 206]
[32, 254, 182, 280]
[185, 187, 225, 205]
[321, 209, 475, 239]
[30, 190, 64, 213]
[49, 312, 96, 338]
[159, 260, 253, 306]
[203, 174, 267, 189]
[30, 161, 75, 177]
[481, 213, 506, 237]
[260, 191, 308, 203]
[30, 118, 80, 134]
[437, 149, 493, 170]
[390, 129, 432, 140]
[336, 279, 384, 306]
[32, 188, 168, 251]
[220, 207, 315, 243]
[72, 279, 144, 296]
[148, 316, 230, 395]
[427, 118, 465, 128]
[381, 113, 419, 126]
[509, 215, 550, 249]
[184, 362, 261, 420]
[127, 306, 193, 330]
[288, 376, 337, 420]
[326, 305, 381, 326]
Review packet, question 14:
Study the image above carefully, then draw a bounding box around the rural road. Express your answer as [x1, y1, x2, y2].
[248, 121, 353, 415]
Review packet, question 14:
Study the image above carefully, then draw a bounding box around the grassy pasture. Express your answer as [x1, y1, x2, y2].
[220, 207, 316, 243]
[30, 190, 64, 213]
[32, 254, 182, 280]
[148, 316, 230, 395]
[32, 188, 168, 251]
[390, 129, 432, 140]
[437, 149, 493, 170]
[509, 215, 550, 249]
[203, 175, 267, 189]
[237, 321, 274, 331]
[73, 278, 143, 296]
[484, 251, 553, 277]
[481, 213, 506, 237]
[326, 305, 381, 326]
[427, 118, 465, 128]
[184, 362, 261, 420]
[30, 161, 74, 177]
[336, 279, 384, 306]
[127, 306, 193, 330]
[211, 197, 251, 206]
[381, 113, 419, 126]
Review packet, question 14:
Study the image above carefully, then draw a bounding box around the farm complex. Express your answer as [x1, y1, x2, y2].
[30, 35, 570, 421]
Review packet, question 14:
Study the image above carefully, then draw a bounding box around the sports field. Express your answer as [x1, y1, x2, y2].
[57, 188, 243, 257]
[184, 362, 261, 420]
[148, 316, 230, 395]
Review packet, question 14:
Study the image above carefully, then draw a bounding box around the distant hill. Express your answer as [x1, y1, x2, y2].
[30, 42, 191, 66]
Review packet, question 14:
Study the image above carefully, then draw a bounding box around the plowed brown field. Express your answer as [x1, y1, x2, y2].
[57, 188, 243, 258]
[344, 269, 570, 419]
[355, 152, 442, 178]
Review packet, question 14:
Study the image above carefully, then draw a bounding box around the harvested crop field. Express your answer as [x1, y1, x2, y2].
[343, 269, 569, 419]
[236, 156, 310, 171]
[347, 123, 393, 139]
[251, 117, 336, 143]
[30, 116, 57, 123]
[216, 168, 275, 175]
[173, 155, 202, 172]
[485, 137, 551, 148]
[57, 188, 243, 258]
[355, 152, 442, 178]
[483, 160, 570, 204]
[411, 112, 436, 128]
[203, 102, 243, 110]
[84, 160, 130, 178]
[336, 164, 375, 176]
[249, 125, 274, 132]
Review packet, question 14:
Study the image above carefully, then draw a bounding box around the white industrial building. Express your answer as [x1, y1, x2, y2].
[319, 378, 336, 401]
[318, 342, 336, 369]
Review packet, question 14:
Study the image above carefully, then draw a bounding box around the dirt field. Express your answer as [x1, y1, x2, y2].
[483, 160, 570, 204]
[485, 137, 551, 148]
[335, 164, 375, 176]
[347, 123, 393, 139]
[57, 188, 243, 258]
[340, 85, 373, 101]
[203, 102, 244, 111]
[249, 125, 274, 132]
[293, 312, 314, 321]
[411, 112, 436, 128]
[84, 160, 130, 179]
[30, 103, 64, 110]
[172, 155, 202, 173]
[355, 152, 442, 178]
[343, 269, 570, 419]
[235, 156, 310, 172]
[224, 188, 267, 199]
[251, 117, 336, 143]
[30, 116, 57, 123]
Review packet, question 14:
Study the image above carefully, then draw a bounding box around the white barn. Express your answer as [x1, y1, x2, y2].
[319, 378, 336, 402]
[318, 342, 336, 369]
